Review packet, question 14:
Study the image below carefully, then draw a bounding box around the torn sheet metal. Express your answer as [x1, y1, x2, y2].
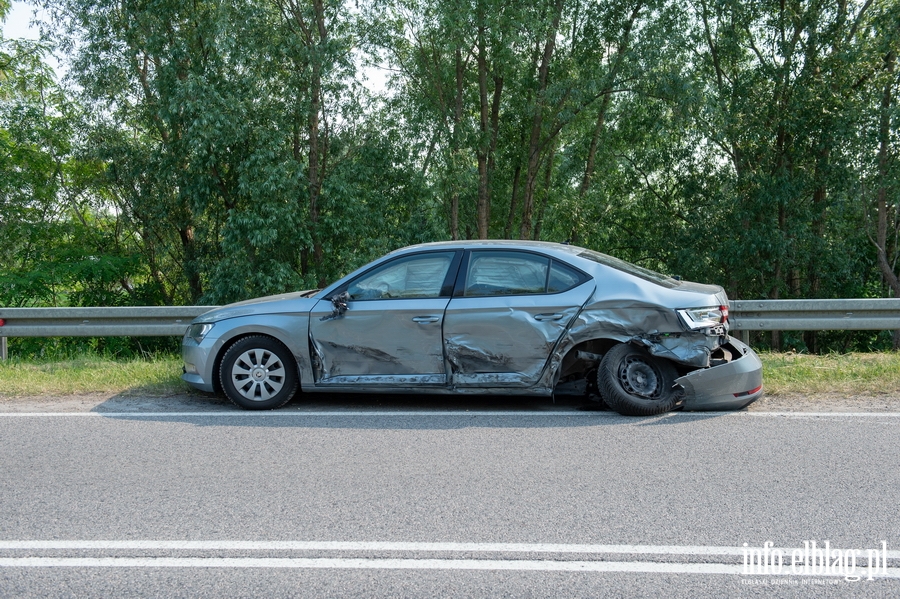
[565, 301, 685, 345]
[320, 292, 350, 321]
[629, 333, 718, 369]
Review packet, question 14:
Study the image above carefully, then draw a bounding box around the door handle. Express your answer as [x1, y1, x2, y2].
[534, 313, 564, 321]
[412, 316, 440, 323]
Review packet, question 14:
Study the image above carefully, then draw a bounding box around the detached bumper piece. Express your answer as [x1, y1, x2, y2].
[675, 336, 764, 411]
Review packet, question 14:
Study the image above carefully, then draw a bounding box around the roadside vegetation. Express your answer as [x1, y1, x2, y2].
[2, 1, 899, 354]
[2, 352, 900, 399]
[0, 354, 188, 397]
[760, 352, 900, 396]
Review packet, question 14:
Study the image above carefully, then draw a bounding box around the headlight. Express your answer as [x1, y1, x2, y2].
[186, 323, 215, 343]
[677, 306, 729, 330]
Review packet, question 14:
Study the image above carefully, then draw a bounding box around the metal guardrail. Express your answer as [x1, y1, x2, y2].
[729, 299, 900, 332]
[0, 307, 217, 338]
[729, 299, 900, 345]
[0, 300, 899, 358]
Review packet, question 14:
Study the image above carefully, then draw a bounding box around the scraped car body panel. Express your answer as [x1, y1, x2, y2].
[182, 240, 763, 410]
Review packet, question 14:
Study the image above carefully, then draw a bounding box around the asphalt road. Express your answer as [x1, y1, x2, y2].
[1, 394, 899, 598]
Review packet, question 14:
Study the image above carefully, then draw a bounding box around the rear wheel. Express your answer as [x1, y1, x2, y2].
[219, 336, 298, 410]
[598, 343, 679, 416]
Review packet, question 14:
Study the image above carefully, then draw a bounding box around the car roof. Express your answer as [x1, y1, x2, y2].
[393, 239, 585, 256]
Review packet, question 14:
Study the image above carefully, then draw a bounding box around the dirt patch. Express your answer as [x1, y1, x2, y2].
[747, 392, 900, 412]
[0, 391, 229, 413]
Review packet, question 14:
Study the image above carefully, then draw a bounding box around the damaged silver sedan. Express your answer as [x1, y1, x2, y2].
[182, 241, 763, 415]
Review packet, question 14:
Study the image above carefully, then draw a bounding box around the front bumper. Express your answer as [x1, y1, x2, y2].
[676, 336, 763, 411]
[181, 335, 217, 393]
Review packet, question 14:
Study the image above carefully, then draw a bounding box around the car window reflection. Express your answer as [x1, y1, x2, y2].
[348, 254, 453, 299]
[465, 251, 548, 296]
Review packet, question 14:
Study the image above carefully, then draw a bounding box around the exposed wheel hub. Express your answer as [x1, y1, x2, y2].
[618, 356, 660, 399]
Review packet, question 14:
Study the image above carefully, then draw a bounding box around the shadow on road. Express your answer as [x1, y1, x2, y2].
[88, 388, 736, 429]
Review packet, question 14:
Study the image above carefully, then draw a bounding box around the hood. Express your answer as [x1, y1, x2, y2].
[194, 290, 319, 323]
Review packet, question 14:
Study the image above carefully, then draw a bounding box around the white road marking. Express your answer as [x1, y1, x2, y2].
[0, 541, 782, 554]
[742, 412, 900, 418]
[2, 541, 896, 576]
[0, 411, 599, 418]
[0, 410, 899, 418]
[1, 540, 898, 558]
[0, 556, 897, 577]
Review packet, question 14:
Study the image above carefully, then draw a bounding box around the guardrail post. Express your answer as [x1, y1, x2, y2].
[1, 337, 6, 361]
[739, 330, 749, 346]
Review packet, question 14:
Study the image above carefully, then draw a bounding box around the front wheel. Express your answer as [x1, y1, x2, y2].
[219, 336, 299, 410]
[598, 343, 679, 416]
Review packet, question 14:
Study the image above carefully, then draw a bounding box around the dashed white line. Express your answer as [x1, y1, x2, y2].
[0, 411, 595, 417]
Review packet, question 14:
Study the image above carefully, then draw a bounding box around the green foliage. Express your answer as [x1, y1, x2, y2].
[0, 0, 897, 354]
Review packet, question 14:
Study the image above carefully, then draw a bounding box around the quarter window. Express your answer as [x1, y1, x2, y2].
[548, 261, 583, 293]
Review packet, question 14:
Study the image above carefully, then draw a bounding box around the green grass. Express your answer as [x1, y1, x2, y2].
[0, 355, 190, 397]
[759, 352, 900, 396]
[1, 352, 900, 398]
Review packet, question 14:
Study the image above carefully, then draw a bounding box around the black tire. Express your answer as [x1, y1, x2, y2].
[219, 336, 299, 410]
[598, 343, 679, 416]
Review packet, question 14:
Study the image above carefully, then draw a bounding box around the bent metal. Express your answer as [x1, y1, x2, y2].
[181, 241, 765, 414]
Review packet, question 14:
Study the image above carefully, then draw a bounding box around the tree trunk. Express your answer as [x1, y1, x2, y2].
[449, 47, 465, 240]
[518, 0, 564, 239]
[532, 144, 556, 240]
[505, 164, 522, 238]
[475, 16, 502, 240]
[874, 48, 899, 348]
[179, 225, 203, 302]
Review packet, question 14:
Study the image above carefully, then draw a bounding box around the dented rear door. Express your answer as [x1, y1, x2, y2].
[443, 250, 596, 388]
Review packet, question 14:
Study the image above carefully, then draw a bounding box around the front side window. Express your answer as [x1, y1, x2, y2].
[348, 253, 454, 300]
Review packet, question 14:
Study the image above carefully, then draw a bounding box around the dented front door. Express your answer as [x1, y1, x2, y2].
[308, 251, 458, 387]
[309, 298, 450, 386]
[443, 250, 596, 388]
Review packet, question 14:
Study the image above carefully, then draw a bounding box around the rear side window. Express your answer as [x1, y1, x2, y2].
[464, 251, 585, 297]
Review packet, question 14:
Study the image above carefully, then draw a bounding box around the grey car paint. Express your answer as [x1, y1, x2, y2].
[443, 280, 594, 388]
[182, 240, 763, 410]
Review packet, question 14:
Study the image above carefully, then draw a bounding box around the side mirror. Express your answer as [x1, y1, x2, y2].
[320, 291, 350, 321]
